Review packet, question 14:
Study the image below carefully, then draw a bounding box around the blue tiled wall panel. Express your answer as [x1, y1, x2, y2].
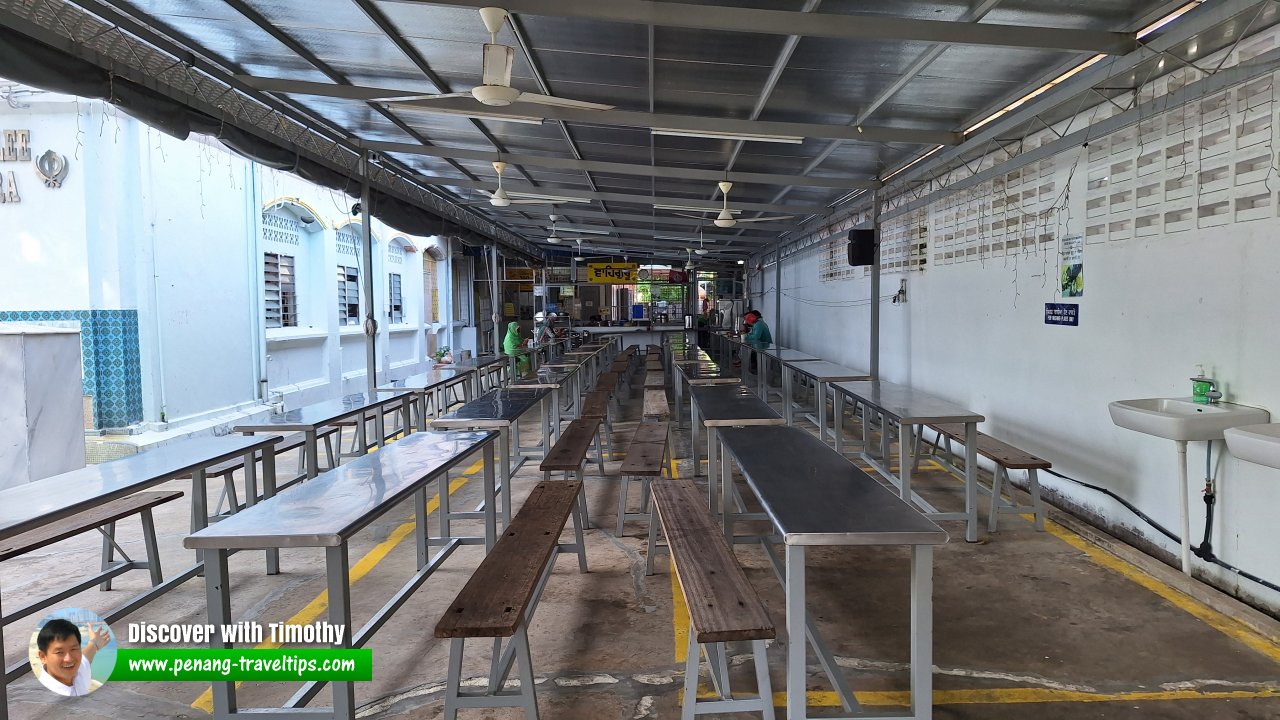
[0, 310, 144, 429]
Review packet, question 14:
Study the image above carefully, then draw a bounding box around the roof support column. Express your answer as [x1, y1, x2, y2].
[360, 151, 378, 399]
[869, 188, 881, 380]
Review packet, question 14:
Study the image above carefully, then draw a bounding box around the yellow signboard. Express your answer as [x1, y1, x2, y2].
[586, 262, 639, 284]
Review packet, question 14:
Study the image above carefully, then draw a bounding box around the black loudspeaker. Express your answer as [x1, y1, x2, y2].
[847, 228, 877, 266]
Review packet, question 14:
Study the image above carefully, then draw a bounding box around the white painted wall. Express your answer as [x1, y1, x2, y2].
[767, 33, 1280, 612]
[0, 93, 445, 432]
[0, 104, 91, 310]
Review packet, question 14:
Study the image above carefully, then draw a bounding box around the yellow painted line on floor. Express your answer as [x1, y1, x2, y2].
[191, 460, 483, 712]
[777, 687, 1280, 707]
[678, 687, 1280, 707]
[1043, 517, 1280, 664]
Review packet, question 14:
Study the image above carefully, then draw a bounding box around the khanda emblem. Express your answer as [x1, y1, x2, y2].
[34, 149, 68, 188]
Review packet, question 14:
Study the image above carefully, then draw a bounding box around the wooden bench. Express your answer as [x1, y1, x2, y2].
[616, 421, 670, 536]
[643, 388, 671, 421]
[434, 480, 587, 720]
[644, 371, 666, 390]
[648, 479, 775, 719]
[580, 388, 615, 456]
[923, 423, 1049, 531]
[1, 490, 182, 601]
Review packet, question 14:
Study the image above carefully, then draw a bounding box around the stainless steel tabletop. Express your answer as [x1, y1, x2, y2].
[510, 369, 571, 388]
[689, 384, 783, 426]
[832, 380, 985, 425]
[756, 346, 823, 362]
[0, 433, 282, 540]
[783, 360, 872, 382]
[440, 354, 506, 370]
[718, 426, 948, 546]
[676, 362, 738, 380]
[184, 431, 496, 549]
[431, 387, 551, 427]
[377, 368, 469, 392]
[234, 392, 412, 433]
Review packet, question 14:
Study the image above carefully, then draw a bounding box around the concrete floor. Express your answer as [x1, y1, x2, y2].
[5, 362, 1280, 719]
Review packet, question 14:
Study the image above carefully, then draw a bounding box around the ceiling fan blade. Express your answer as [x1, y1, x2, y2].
[505, 192, 590, 203]
[237, 76, 462, 103]
[672, 211, 712, 220]
[543, 225, 613, 235]
[514, 92, 615, 111]
[505, 199, 576, 205]
[481, 44, 515, 87]
[733, 215, 794, 223]
[371, 91, 471, 102]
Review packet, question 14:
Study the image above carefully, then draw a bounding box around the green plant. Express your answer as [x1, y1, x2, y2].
[432, 345, 452, 362]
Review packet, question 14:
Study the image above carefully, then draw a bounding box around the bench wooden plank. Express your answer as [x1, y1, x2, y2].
[435, 480, 582, 638]
[644, 372, 666, 389]
[581, 390, 611, 420]
[651, 480, 775, 643]
[929, 423, 1051, 469]
[620, 433, 667, 477]
[595, 372, 619, 392]
[630, 420, 669, 447]
[540, 419, 602, 472]
[1, 491, 184, 561]
[643, 389, 670, 420]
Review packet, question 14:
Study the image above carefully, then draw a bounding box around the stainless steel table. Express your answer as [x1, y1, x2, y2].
[234, 391, 413, 480]
[377, 368, 472, 430]
[719, 425, 947, 720]
[441, 354, 508, 396]
[781, 360, 872, 437]
[688, 384, 783, 508]
[753, 344, 823, 401]
[186, 430, 497, 720]
[431, 387, 551, 527]
[510, 367, 578, 443]
[833, 380, 985, 542]
[0, 434, 282, 718]
[673, 360, 740, 428]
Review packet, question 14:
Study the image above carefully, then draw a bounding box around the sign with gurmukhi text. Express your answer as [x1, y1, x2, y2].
[587, 263, 639, 284]
[0, 129, 29, 203]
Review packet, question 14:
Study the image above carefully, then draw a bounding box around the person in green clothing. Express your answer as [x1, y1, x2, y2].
[502, 321, 530, 374]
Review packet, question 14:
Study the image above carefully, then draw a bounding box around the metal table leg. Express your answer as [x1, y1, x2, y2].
[691, 403, 703, 478]
[910, 545, 934, 720]
[785, 544, 807, 720]
[783, 366, 794, 424]
[325, 544, 355, 720]
[964, 422, 979, 543]
[833, 393, 845, 454]
[483, 442, 497, 551]
[707, 425, 719, 514]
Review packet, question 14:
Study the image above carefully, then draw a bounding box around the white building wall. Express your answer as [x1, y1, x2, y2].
[3, 105, 91, 310]
[767, 31, 1280, 612]
[1, 93, 444, 432]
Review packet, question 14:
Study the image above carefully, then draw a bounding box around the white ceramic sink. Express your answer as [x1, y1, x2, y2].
[1224, 424, 1280, 469]
[1108, 398, 1271, 441]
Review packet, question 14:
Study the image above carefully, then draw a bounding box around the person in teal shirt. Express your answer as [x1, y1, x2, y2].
[502, 321, 529, 374]
[744, 310, 772, 345]
[743, 310, 772, 375]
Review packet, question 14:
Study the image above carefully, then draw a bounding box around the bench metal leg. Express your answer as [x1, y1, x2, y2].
[99, 521, 117, 591]
[573, 471, 589, 572]
[616, 475, 630, 537]
[681, 631, 702, 720]
[681, 633, 775, 719]
[1029, 468, 1046, 531]
[140, 508, 164, 586]
[594, 428, 607, 476]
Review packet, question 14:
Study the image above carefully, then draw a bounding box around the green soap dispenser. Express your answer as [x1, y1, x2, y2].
[1190, 365, 1212, 404]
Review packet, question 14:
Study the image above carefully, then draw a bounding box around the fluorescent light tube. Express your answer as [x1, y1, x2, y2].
[650, 128, 804, 144]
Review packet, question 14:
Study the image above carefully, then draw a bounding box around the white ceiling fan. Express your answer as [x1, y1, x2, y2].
[544, 215, 611, 244]
[661, 181, 795, 228]
[463, 161, 590, 207]
[237, 8, 613, 120]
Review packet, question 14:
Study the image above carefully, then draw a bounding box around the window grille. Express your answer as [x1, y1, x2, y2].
[388, 272, 404, 324]
[338, 265, 360, 326]
[264, 252, 297, 328]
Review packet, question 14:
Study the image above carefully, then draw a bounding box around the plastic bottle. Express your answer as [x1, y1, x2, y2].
[1191, 364, 1212, 404]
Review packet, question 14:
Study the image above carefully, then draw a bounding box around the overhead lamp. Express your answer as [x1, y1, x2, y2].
[390, 104, 545, 125]
[650, 128, 804, 144]
[737, 260, 745, 265]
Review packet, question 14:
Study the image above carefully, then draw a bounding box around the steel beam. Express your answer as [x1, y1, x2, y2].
[361, 140, 877, 190]
[388, 0, 1135, 53]
[418, 176, 829, 214]
[241, 77, 960, 146]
